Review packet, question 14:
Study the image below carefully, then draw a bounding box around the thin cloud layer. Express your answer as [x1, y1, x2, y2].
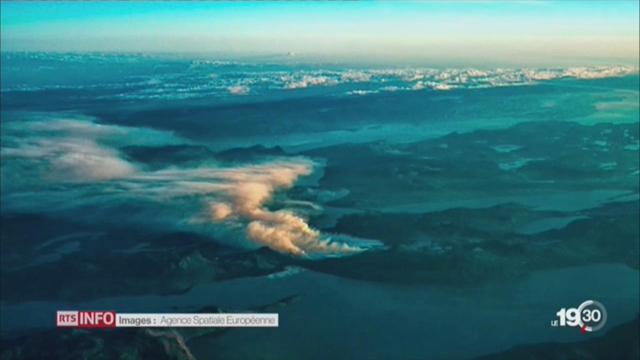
[2, 53, 635, 99]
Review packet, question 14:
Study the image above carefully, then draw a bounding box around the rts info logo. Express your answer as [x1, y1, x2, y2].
[551, 300, 607, 334]
[57, 311, 116, 328]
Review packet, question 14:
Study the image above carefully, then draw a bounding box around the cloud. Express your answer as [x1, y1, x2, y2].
[340, 70, 372, 82]
[284, 75, 339, 89]
[228, 85, 250, 95]
[411, 82, 426, 91]
[561, 66, 636, 79]
[29, 60, 634, 100]
[346, 89, 379, 96]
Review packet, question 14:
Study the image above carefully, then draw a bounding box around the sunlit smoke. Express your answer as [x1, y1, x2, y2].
[206, 160, 363, 256]
[1, 117, 369, 257]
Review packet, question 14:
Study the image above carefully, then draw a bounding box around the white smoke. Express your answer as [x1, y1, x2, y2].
[199, 161, 363, 256]
[129, 160, 365, 256]
[1, 117, 369, 257]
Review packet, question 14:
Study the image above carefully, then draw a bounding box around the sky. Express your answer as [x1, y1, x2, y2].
[1, 1, 639, 66]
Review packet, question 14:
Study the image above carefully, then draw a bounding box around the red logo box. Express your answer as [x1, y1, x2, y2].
[57, 311, 116, 328]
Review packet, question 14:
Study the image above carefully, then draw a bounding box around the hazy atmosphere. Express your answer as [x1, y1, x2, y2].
[1, 1, 639, 360]
[2, 1, 639, 65]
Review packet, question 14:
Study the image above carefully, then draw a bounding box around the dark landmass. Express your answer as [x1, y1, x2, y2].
[121, 145, 217, 169]
[2, 191, 637, 303]
[1, 54, 638, 360]
[476, 316, 639, 360]
[304, 121, 639, 209]
[0, 295, 299, 360]
[302, 200, 639, 284]
[0, 214, 290, 303]
[215, 145, 287, 162]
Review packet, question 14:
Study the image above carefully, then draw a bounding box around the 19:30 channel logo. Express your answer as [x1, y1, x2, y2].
[551, 300, 607, 334]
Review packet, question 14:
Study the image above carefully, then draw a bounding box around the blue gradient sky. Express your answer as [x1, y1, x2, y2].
[1, 1, 638, 66]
